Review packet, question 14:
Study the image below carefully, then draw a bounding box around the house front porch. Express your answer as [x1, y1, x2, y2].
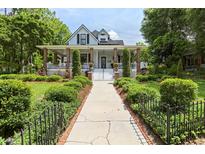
[36, 45, 142, 79]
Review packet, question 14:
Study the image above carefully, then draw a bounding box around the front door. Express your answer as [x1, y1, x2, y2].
[101, 57, 106, 68]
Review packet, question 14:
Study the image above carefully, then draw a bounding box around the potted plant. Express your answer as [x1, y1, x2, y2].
[89, 62, 94, 72]
[113, 63, 119, 72]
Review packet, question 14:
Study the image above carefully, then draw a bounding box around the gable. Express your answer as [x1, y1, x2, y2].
[67, 24, 98, 45]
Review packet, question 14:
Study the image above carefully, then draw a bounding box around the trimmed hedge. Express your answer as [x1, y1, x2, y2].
[160, 78, 198, 109]
[126, 84, 160, 103]
[136, 74, 172, 82]
[0, 80, 31, 137]
[46, 75, 63, 82]
[44, 86, 77, 102]
[72, 49, 81, 77]
[35, 75, 48, 81]
[114, 77, 135, 87]
[64, 81, 83, 91]
[122, 48, 131, 77]
[114, 77, 160, 103]
[73, 76, 92, 87]
[0, 74, 63, 82]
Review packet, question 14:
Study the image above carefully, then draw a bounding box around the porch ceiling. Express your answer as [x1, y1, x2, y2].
[37, 44, 142, 49]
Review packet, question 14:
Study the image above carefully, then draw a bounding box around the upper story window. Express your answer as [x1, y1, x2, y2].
[80, 34, 86, 45]
[100, 38, 106, 41]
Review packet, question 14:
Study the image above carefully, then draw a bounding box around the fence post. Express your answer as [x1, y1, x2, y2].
[166, 105, 171, 144]
[20, 128, 24, 145]
[28, 121, 31, 145]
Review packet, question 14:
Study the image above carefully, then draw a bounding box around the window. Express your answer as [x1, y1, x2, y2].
[80, 53, 87, 64]
[80, 34, 86, 45]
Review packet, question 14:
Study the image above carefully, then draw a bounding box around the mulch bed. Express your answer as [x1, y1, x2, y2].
[57, 85, 92, 145]
[114, 86, 164, 145]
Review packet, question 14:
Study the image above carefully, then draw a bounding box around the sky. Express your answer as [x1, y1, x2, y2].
[51, 8, 145, 45]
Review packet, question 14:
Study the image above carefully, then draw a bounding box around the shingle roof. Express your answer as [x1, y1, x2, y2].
[99, 39, 124, 45]
[92, 29, 124, 45]
[92, 30, 99, 39]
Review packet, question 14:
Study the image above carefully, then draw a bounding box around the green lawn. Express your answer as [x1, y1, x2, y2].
[26, 82, 64, 108]
[141, 79, 205, 99]
[194, 79, 205, 98]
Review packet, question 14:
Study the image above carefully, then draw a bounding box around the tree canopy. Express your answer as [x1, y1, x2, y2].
[140, 8, 204, 69]
[0, 8, 71, 74]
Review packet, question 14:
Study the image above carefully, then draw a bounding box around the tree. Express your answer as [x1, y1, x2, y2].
[72, 49, 81, 77]
[140, 47, 153, 64]
[177, 59, 183, 77]
[122, 48, 131, 77]
[141, 9, 190, 68]
[33, 52, 43, 72]
[188, 9, 205, 69]
[0, 8, 71, 74]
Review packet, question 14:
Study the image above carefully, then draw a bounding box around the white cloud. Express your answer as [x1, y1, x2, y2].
[108, 30, 120, 40]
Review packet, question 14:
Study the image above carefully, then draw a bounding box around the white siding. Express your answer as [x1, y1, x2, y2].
[68, 27, 98, 45]
[98, 33, 108, 41]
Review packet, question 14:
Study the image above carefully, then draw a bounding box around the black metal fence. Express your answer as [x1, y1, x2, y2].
[7, 102, 65, 145]
[135, 96, 205, 144]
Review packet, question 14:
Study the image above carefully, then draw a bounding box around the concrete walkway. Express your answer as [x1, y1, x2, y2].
[65, 81, 148, 145]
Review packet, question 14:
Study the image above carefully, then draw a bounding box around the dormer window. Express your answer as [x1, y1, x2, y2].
[100, 38, 106, 41]
[80, 34, 86, 45]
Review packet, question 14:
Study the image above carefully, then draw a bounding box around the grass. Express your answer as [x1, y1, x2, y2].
[26, 82, 64, 108]
[141, 79, 205, 99]
[194, 79, 205, 98]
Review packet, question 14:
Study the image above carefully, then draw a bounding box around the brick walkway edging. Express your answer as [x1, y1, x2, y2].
[114, 86, 154, 145]
[57, 86, 92, 145]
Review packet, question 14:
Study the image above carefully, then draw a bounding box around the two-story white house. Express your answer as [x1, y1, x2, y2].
[37, 24, 143, 80]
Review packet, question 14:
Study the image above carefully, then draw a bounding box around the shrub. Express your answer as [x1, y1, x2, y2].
[156, 64, 168, 74]
[160, 78, 198, 109]
[127, 84, 160, 104]
[136, 74, 160, 82]
[0, 137, 5, 145]
[136, 75, 149, 82]
[161, 75, 173, 81]
[0, 74, 20, 80]
[18, 74, 37, 81]
[168, 64, 178, 76]
[64, 81, 83, 91]
[0, 80, 31, 137]
[46, 75, 63, 82]
[114, 77, 135, 87]
[73, 76, 92, 87]
[122, 48, 131, 77]
[35, 75, 48, 81]
[72, 49, 81, 77]
[45, 86, 77, 102]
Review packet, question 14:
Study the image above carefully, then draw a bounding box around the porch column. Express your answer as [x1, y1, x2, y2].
[53, 53, 58, 64]
[136, 47, 141, 74]
[43, 48, 48, 75]
[113, 48, 117, 63]
[65, 47, 71, 79]
[89, 48, 94, 63]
